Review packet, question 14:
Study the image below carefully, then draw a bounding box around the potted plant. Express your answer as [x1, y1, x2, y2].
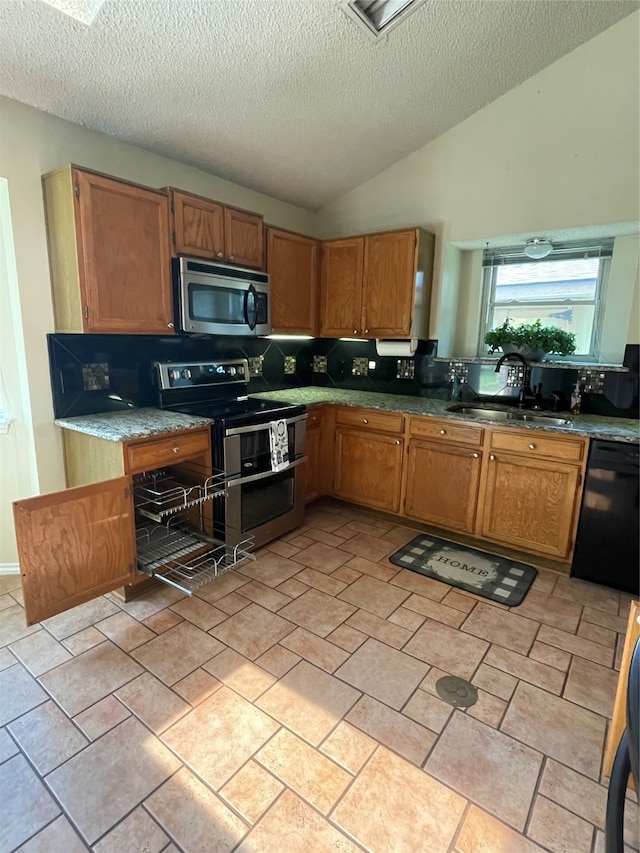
[484, 319, 576, 360]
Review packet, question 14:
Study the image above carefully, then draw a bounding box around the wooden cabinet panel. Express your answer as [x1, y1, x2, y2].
[44, 166, 174, 334]
[479, 451, 582, 559]
[603, 602, 640, 780]
[409, 416, 484, 447]
[336, 407, 404, 434]
[224, 207, 264, 269]
[267, 228, 319, 334]
[334, 427, 404, 513]
[305, 417, 322, 503]
[320, 238, 365, 337]
[364, 229, 416, 337]
[405, 439, 481, 534]
[171, 190, 224, 259]
[125, 430, 210, 475]
[13, 477, 137, 626]
[489, 429, 586, 462]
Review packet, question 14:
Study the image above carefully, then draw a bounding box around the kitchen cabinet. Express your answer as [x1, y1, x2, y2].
[304, 407, 323, 503]
[13, 426, 225, 626]
[320, 228, 434, 339]
[333, 408, 405, 513]
[267, 227, 320, 334]
[168, 189, 264, 269]
[404, 417, 484, 534]
[43, 165, 174, 334]
[478, 429, 588, 560]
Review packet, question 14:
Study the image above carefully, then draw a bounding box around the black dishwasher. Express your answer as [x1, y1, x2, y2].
[572, 440, 639, 594]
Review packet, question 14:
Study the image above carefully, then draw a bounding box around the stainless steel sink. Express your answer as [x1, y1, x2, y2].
[446, 404, 571, 427]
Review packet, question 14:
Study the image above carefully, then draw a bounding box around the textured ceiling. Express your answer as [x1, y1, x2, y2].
[0, 0, 637, 210]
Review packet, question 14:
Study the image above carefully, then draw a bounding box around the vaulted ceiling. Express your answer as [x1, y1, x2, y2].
[0, 0, 637, 210]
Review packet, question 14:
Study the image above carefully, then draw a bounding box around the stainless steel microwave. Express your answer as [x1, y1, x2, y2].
[173, 257, 271, 336]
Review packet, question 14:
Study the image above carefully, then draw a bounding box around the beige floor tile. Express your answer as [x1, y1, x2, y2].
[530, 568, 559, 595]
[265, 538, 300, 558]
[427, 712, 542, 831]
[623, 799, 640, 849]
[254, 644, 301, 677]
[303, 509, 349, 532]
[286, 533, 314, 549]
[466, 688, 508, 728]
[61, 626, 106, 655]
[236, 789, 360, 853]
[256, 727, 351, 813]
[203, 647, 276, 700]
[142, 609, 184, 633]
[539, 759, 607, 829]
[275, 576, 309, 598]
[454, 804, 547, 853]
[220, 759, 284, 824]
[231, 579, 292, 612]
[278, 587, 356, 638]
[236, 551, 303, 587]
[344, 555, 399, 582]
[46, 716, 180, 845]
[0, 646, 16, 670]
[527, 795, 594, 853]
[338, 518, 394, 538]
[169, 595, 227, 630]
[593, 828, 638, 853]
[1, 754, 61, 851]
[92, 806, 168, 853]
[215, 591, 251, 614]
[0, 575, 21, 593]
[73, 695, 130, 740]
[403, 592, 467, 628]
[553, 576, 619, 613]
[210, 602, 294, 659]
[9, 630, 72, 676]
[388, 605, 426, 632]
[380, 524, 419, 546]
[0, 604, 41, 647]
[333, 745, 466, 853]
[484, 645, 565, 694]
[257, 660, 360, 746]
[335, 637, 428, 710]
[404, 619, 488, 680]
[0, 663, 48, 726]
[389, 567, 450, 602]
[293, 566, 347, 597]
[115, 671, 190, 733]
[280, 626, 350, 673]
[501, 681, 607, 779]
[563, 655, 619, 718]
[193, 570, 249, 602]
[0, 726, 19, 763]
[402, 687, 453, 733]
[339, 531, 396, 562]
[337, 574, 409, 618]
[10, 587, 24, 606]
[461, 601, 540, 655]
[472, 662, 518, 701]
[40, 597, 120, 640]
[346, 609, 412, 649]
[96, 611, 155, 651]
[39, 641, 143, 716]
[331, 565, 363, 585]
[528, 640, 572, 672]
[163, 686, 279, 789]
[327, 622, 368, 652]
[173, 667, 222, 705]
[537, 624, 613, 666]
[440, 589, 478, 613]
[16, 814, 89, 852]
[110, 585, 185, 621]
[581, 606, 629, 634]
[131, 619, 224, 684]
[8, 700, 88, 774]
[347, 694, 436, 765]
[578, 620, 618, 648]
[320, 720, 377, 774]
[304, 527, 350, 548]
[145, 766, 247, 852]
[290, 540, 352, 573]
[514, 588, 583, 632]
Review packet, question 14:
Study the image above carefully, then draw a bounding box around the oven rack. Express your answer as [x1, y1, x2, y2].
[135, 520, 255, 595]
[132, 467, 227, 523]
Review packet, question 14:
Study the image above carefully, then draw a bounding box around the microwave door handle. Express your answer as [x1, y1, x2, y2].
[243, 284, 258, 331]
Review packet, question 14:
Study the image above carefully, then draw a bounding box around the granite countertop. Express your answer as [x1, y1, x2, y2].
[55, 408, 213, 442]
[250, 387, 640, 444]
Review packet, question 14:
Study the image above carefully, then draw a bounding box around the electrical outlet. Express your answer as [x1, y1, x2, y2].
[352, 357, 369, 376]
[313, 355, 328, 373]
[283, 355, 296, 375]
[396, 358, 415, 380]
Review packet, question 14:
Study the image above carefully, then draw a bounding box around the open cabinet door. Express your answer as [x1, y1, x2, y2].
[13, 476, 138, 626]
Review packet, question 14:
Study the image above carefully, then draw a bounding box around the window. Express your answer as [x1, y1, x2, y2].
[481, 239, 613, 358]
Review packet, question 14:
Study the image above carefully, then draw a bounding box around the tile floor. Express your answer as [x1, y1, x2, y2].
[1, 498, 638, 853]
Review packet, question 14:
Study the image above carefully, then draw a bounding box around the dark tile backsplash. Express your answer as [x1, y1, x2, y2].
[48, 334, 639, 420]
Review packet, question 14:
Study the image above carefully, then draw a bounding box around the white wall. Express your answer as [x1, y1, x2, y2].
[315, 12, 640, 344]
[0, 97, 316, 564]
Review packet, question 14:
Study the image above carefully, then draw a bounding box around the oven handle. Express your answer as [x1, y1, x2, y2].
[225, 413, 307, 437]
[227, 456, 307, 486]
[244, 284, 258, 331]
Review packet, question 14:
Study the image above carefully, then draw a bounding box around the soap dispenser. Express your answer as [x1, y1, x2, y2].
[570, 381, 582, 415]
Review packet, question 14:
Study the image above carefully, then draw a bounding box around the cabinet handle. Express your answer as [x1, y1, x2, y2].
[473, 452, 479, 458]
[228, 255, 235, 261]
[217, 252, 224, 258]
[167, 322, 174, 329]
[440, 429, 446, 435]
[489, 454, 495, 461]
[353, 329, 358, 335]
[172, 446, 180, 454]
[529, 443, 536, 450]
[364, 329, 369, 334]
[363, 418, 368, 424]
[395, 440, 401, 445]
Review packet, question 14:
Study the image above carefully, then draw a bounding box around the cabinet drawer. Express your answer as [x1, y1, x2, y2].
[336, 408, 404, 434]
[488, 429, 586, 462]
[125, 430, 210, 474]
[409, 417, 484, 447]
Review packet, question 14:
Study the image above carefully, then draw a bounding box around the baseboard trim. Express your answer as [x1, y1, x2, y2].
[0, 564, 19, 575]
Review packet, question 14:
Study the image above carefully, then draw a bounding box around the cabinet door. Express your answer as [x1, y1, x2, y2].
[305, 423, 322, 503]
[74, 170, 173, 334]
[364, 230, 417, 337]
[405, 440, 481, 534]
[320, 238, 365, 337]
[334, 427, 404, 513]
[13, 477, 137, 626]
[224, 207, 264, 269]
[480, 452, 581, 559]
[267, 228, 320, 334]
[172, 190, 225, 260]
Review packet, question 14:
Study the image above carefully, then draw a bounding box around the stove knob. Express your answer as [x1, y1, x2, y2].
[169, 369, 181, 382]
[180, 368, 192, 380]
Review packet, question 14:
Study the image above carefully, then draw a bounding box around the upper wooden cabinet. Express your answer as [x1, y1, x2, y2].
[43, 166, 174, 334]
[267, 227, 320, 334]
[320, 228, 435, 339]
[167, 189, 264, 269]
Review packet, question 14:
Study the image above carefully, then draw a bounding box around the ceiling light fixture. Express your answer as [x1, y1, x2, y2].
[343, 0, 426, 40]
[523, 238, 553, 260]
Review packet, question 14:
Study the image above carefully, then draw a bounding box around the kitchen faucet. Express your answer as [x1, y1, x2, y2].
[494, 351, 535, 409]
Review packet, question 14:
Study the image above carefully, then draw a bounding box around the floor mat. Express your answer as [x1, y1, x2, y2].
[389, 534, 537, 607]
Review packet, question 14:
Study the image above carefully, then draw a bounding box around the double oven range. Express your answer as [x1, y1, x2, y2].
[155, 359, 307, 549]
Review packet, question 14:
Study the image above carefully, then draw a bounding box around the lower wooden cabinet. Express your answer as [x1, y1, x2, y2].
[305, 409, 323, 503]
[334, 424, 404, 514]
